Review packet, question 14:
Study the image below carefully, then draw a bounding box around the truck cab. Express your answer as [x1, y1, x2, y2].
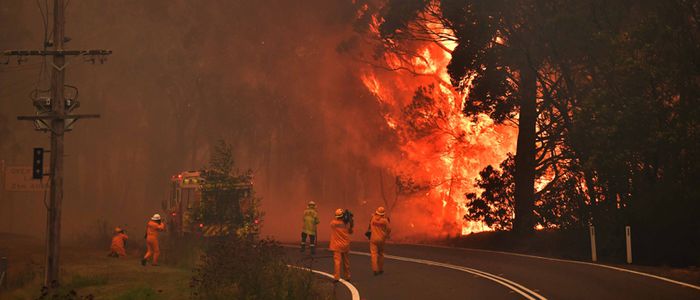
[163, 171, 204, 236]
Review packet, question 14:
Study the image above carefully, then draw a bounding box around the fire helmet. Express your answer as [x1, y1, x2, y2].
[114, 227, 122, 233]
[151, 214, 161, 221]
[375, 207, 386, 216]
[334, 208, 344, 219]
[308, 201, 316, 208]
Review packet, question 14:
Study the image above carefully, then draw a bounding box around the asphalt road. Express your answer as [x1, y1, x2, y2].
[283, 242, 700, 300]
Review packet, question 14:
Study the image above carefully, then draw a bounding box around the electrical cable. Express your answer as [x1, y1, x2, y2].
[0, 63, 44, 72]
[42, 177, 49, 210]
[33, 0, 50, 98]
[36, 0, 48, 42]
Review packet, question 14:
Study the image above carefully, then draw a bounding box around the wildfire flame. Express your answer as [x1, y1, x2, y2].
[359, 10, 517, 237]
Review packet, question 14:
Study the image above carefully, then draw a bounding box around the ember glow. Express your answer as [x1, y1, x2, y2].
[358, 13, 517, 237]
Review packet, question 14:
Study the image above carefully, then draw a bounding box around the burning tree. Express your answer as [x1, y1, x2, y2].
[342, 0, 518, 237]
[351, 0, 557, 234]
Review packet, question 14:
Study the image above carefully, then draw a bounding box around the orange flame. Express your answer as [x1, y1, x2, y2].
[360, 12, 517, 237]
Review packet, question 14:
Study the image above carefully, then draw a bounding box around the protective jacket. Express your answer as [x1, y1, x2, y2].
[144, 220, 165, 264]
[329, 219, 351, 253]
[302, 208, 320, 235]
[110, 233, 129, 256]
[370, 214, 391, 244]
[146, 220, 165, 238]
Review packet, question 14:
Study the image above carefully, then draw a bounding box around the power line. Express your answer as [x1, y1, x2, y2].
[0, 63, 44, 72]
[34, 0, 50, 93]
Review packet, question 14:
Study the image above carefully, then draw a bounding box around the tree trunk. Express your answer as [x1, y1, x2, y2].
[513, 65, 537, 234]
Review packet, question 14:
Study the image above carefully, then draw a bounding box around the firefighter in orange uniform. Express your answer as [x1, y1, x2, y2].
[329, 208, 353, 282]
[369, 207, 391, 275]
[142, 214, 165, 266]
[109, 227, 129, 257]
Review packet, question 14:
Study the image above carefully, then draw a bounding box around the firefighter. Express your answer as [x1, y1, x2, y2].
[301, 201, 320, 255]
[108, 227, 129, 257]
[369, 207, 391, 275]
[142, 214, 165, 266]
[330, 208, 353, 282]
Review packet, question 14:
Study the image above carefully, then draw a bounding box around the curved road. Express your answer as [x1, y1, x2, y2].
[284, 243, 700, 299]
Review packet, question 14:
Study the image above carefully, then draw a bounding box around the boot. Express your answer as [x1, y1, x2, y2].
[310, 245, 316, 255]
[300, 242, 306, 252]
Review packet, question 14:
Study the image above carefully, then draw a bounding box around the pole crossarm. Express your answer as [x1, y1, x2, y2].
[3, 49, 112, 56]
[17, 114, 100, 121]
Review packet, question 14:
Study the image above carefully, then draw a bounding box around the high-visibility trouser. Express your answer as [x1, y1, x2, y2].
[300, 232, 316, 249]
[111, 244, 126, 257]
[333, 251, 351, 280]
[144, 236, 160, 264]
[370, 241, 385, 272]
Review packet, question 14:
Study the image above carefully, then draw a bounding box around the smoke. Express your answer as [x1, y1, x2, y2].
[0, 0, 513, 242]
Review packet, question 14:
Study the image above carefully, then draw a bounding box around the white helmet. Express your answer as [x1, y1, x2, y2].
[151, 214, 161, 221]
[308, 201, 316, 207]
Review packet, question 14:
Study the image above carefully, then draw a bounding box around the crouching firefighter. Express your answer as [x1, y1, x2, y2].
[109, 227, 129, 257]
[301, 201, 320, 254]
[330, 208, 353, 282]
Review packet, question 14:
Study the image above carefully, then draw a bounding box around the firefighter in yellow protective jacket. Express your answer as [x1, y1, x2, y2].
[329, 208, 353, 282]
[369, 207, 391, 275]
[301, 201, 320, 254]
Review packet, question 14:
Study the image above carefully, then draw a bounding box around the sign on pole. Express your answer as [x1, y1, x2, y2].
[4, 166, 49, 192]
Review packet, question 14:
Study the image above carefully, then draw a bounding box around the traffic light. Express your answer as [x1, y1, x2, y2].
[32, 148, 44, 179]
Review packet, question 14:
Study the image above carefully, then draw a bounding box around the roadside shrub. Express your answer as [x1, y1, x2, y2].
[191, 237, 330, 300]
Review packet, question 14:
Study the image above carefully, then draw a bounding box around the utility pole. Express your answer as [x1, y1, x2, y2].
[3, 0, 110, 289]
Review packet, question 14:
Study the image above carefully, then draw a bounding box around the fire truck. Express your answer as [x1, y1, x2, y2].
[163, 170, 255, 237]
[163, 171, 204, 236]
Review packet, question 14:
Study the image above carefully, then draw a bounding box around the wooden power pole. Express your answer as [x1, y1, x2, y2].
[3, 0, 110, 288]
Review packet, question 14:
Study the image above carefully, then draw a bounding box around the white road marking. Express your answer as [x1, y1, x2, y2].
[406, 243, 700, 292]
[283, 243, 545, 299]
[287, 264, 360, 300]
[349, 250, 547, 300]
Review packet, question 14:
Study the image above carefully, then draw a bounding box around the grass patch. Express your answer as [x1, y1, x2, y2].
[114, 286, 159, 300]
[66, 274, 108, 289]
[0, 249, 191, 300]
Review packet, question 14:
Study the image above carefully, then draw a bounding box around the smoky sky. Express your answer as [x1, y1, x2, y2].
[1, 0, 402, 241]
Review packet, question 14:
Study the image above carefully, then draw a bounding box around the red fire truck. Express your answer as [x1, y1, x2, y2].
[163, 171, 204, 236]
[163, 170, 256, 237]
